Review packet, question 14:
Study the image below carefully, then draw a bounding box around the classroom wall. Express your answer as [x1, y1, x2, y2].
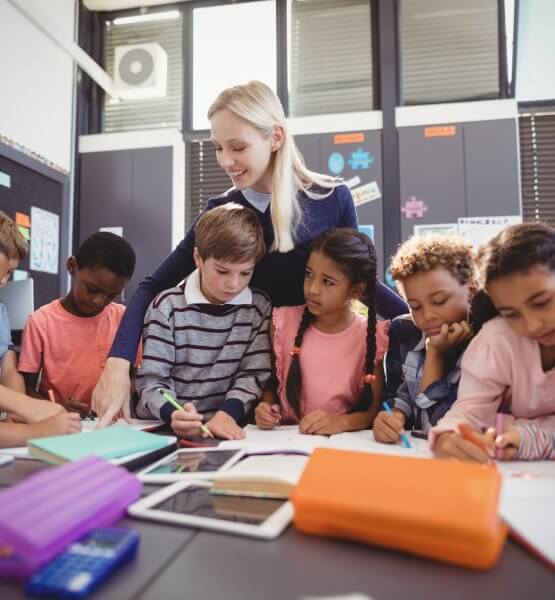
[0, 0, 76, 172]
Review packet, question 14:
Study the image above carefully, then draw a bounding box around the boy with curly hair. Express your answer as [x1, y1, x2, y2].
[374, 234, 477, 443]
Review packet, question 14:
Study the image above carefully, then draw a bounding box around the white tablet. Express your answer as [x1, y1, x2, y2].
[137, 447, 245, 483]
[127, 480, 293, 540]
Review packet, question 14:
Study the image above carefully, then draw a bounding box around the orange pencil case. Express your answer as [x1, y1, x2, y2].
[291, 448, 508, 570]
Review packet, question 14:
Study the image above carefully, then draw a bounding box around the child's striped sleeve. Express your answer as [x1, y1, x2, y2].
[515, 425, 555, 461]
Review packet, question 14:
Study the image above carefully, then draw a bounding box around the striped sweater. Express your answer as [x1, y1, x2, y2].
[515, 425, 555, 460]
[136, 276, 272, 424]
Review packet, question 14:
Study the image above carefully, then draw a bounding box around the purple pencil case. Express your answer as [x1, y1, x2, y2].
[0, 456, 142, 580]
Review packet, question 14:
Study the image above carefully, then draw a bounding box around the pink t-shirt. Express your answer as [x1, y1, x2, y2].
[19, 300, 132, 406]
[430, 316, 555, 447]
[273, 305, 389, 424]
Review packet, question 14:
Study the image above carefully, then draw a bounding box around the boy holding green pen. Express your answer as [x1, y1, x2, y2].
[135, 204, 272, 440]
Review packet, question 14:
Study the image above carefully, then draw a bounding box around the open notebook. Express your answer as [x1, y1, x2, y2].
[220, 425, 432, 458]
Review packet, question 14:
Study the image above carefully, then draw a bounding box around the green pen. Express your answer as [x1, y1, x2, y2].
[158, 389, 214, 438]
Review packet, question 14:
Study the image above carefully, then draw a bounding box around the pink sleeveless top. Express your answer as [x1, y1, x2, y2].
[273, 306, 389, 424]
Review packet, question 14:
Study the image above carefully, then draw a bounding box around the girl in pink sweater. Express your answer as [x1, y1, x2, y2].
[432, 223, 555, 462]
[255, 228, 389, 435]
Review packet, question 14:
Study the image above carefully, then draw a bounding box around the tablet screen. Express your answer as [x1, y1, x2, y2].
[152, 485, 286, 525]
[145, 450, 239, 475]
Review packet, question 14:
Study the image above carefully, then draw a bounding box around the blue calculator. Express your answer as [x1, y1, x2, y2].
[25, 528, 140, 598]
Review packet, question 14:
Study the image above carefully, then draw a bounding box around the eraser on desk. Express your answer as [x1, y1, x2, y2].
[0, 456, 141, 580]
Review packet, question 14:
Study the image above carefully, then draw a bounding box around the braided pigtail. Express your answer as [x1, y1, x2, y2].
[285, 307, 314, 418]
[352, 236, 378, 415]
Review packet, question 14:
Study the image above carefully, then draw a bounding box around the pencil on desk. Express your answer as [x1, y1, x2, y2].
[382, 401, 412, 448]
[158, 389, 214, 438]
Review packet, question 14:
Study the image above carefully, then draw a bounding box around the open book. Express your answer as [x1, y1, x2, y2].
[220, 425, 432, 458]
[211, 454, 309, 499]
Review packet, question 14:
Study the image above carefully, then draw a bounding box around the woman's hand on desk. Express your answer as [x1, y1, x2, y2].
[92, 357, 132, 428]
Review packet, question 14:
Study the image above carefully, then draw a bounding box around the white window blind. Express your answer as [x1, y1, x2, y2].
[192, 1, 276, 131]
[186, 140, 231, 228]
[103, 14, 183, 132]
[519, 110, 555, 227]
[400, 0, 500, 105]
[288, 0, 374, 117]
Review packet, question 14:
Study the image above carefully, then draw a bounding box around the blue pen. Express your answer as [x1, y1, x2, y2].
[382, 401, 412, 448]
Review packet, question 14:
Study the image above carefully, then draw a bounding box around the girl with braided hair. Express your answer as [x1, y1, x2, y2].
[255, 228, 389, 435]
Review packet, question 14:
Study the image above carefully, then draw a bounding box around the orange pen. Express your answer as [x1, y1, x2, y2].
[458, 423, 488, 453]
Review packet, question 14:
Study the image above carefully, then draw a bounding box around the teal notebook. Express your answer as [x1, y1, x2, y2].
[28, 426, 169, 464]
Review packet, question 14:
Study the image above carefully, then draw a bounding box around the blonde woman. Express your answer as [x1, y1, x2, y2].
[93, 81, 407, 426]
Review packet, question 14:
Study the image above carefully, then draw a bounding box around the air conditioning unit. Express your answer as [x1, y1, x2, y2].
[114, 42, 167, 100]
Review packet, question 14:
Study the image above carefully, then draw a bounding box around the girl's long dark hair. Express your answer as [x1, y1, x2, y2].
[285, 228, 378, 418]
[472, 222, 555, 330]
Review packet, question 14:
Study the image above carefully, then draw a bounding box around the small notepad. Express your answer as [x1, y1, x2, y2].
[28, 425, 169, 464]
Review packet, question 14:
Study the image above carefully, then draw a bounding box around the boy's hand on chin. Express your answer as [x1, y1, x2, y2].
[427, 321, 473, 354]
[205, 411, 245, 440]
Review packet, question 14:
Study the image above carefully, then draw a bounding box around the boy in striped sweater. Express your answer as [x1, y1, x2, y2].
[136, 204, 272, 440]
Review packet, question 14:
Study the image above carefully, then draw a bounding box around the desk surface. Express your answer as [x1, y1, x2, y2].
[1, 458, 554, 600]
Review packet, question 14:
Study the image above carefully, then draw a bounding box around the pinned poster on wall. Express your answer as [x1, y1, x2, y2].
[457, 215, 522, 249]
[30, 206, 59, 275]
[359, 225, 374, 242]
[413, 223, 458, 237]
[100, 226, 124, 237]
[352, 182, 381, 207]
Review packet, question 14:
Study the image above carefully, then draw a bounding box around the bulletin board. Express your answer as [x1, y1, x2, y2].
[0, 150, 68, 309]
[295, 130, 385, 279]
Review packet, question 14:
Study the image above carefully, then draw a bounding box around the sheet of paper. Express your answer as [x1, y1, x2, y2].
[81, 418, 164, 433]
[498, 460, 555, 480]
[1, 446, 31, 459]
[30, 206, 59, 274]
[330, 430, 432, 458]
[499, 477, 555, 567]
[220, 424, 330, 454]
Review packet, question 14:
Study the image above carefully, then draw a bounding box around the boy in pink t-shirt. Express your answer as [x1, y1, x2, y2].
[19, 232, 137, 410]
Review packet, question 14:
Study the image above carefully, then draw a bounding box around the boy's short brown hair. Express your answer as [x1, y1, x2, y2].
[0, 211, 28, 260]
[195, 203, 265, 263]
[390, 234, 475, 285]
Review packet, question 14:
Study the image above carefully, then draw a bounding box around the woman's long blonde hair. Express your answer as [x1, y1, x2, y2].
[207, 81, 340, 252]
